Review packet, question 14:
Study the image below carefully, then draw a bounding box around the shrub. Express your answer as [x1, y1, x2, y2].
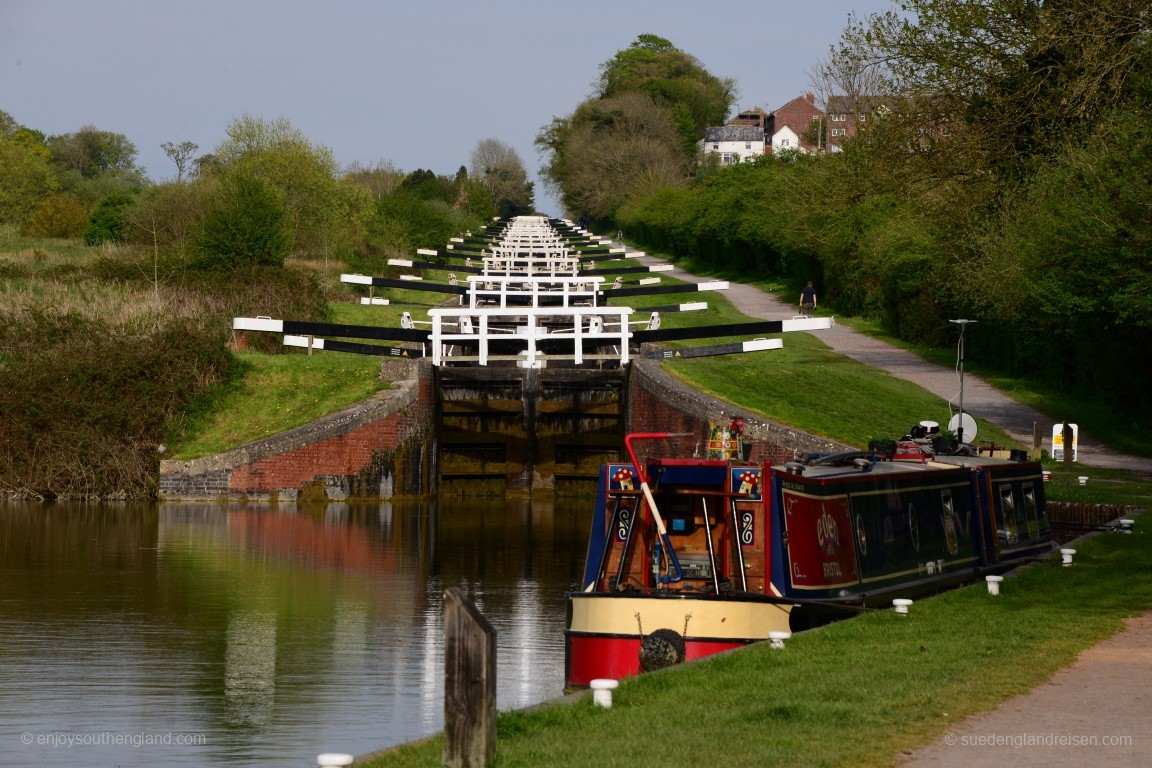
[22, 194, 90, 238]
[82, 193, 135, 245]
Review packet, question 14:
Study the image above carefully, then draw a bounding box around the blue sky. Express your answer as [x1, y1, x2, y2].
[1, 0, 893, 215]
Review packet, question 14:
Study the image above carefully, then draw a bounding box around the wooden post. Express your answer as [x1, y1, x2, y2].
[1062, 422, 1073, 469]
[443, 586, 496, 768]
[1032, 422, 1041, 461]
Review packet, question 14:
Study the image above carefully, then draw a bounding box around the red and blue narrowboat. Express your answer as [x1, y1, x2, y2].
[564, 433, 1052, 688]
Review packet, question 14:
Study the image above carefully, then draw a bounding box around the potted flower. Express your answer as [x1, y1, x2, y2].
[730, 418, 752, 461]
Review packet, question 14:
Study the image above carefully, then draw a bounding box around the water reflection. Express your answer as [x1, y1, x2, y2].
[0, 497, 590, 767]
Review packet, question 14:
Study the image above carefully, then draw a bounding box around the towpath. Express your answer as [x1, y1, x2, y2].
[621, 243, 1152, 478]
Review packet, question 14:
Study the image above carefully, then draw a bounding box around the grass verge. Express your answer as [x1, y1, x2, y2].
[360, 515, 1151, 768]
[166, 350, 388, 459]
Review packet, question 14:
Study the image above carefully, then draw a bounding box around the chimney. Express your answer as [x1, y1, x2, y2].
[805, 91, 815, 104]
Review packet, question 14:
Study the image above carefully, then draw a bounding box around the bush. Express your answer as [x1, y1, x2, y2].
[0, 310, 235, 498]
[22, 194, 90, 238]
[82, 193, 135, 245]
[195, 173, 290, 270]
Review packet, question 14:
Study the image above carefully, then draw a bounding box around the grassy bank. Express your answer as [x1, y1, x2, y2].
[666, 252, 1152, 460]
[360, 515, 1150, 768]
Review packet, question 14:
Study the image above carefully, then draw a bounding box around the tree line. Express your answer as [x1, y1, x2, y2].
[0, 113, 535, 498]
[538, 2, 1152, 427]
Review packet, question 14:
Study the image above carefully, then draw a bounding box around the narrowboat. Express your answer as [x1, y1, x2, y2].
[565, 432, 1052, 688]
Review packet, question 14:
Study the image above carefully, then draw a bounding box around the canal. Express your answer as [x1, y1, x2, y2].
[0, 498, 591, 766]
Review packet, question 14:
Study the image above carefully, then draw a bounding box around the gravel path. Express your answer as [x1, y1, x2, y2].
[622, 244, 1152, 478]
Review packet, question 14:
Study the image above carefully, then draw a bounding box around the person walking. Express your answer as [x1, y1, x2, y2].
[799, 281, 817, 317]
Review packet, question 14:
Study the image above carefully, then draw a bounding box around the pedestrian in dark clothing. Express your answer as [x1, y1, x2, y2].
[800, 281, 817, 317]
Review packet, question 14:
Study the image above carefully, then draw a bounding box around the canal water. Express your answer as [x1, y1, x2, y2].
[0, 498, 591, 766]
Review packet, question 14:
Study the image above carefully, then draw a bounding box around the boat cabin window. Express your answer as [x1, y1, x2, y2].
[998, 484, 1019, 545]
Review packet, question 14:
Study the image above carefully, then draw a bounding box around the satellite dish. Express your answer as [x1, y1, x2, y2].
[948, 412, 978, 443]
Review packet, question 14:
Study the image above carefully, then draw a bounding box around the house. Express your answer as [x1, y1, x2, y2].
[823, 94, 887, 151]
[766, 93, 824, 154]
[698, 123, 767, 166]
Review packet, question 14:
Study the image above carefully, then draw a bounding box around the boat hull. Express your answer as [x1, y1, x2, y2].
[565, 592, 791, 688]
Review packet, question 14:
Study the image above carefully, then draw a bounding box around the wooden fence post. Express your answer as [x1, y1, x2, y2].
[1032, 422, 1041, 461]
[443, 586, 497, 768]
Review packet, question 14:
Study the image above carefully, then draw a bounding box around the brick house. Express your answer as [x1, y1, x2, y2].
[767, 93, 824, 153]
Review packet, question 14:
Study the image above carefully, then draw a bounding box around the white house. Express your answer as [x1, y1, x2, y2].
[698, 125, 766, 166]
[770, 124, 803, 154]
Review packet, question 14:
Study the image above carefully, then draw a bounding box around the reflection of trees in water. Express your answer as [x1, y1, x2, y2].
[0, 498, 596, 761]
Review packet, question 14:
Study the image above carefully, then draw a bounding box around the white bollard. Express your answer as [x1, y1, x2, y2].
[1061, 548, 1077, 567]
[590, 678, 619, 709]
[892, 598, 913, 616]
[1119, 518, 1135, 534]
[1078, 476, 1088, 486]
[317, 754, 354, 768]
[768, 631, 792, 649]
[986, 575, 1004, 595]
[1042, 471, 1052, 482]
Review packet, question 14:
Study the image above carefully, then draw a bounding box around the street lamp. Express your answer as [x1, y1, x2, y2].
[948, 319, 977, 444]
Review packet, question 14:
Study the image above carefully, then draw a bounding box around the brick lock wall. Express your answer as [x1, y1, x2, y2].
[159, 362, 436, 501]
[628, 357, 849, 464]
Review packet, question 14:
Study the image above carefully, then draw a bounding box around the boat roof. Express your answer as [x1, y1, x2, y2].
[777, 453, 1036, 481]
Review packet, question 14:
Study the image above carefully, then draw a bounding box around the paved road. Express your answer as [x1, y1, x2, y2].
[622, 244, 1152, 478]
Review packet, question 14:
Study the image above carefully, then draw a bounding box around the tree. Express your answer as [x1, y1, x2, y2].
[345, 159, 403, 199]
[0, 136, 58, 225]
[538, 35, 732, 219]
[838, 0, 1148, 182]
[83, 193, 136, 245]
[48, 126, 143, 179]
[196, 173, 290, 271]
[211, 115, 346, 255]
[538, 91, 689, 220]
[598, 34, 736, 157]
[161, 140, 199, 182]
[22, 194, 90, 238]
[469, 138, 534, 217]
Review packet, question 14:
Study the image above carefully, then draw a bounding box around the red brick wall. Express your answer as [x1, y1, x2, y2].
[629, 358, 847, 465]
[158, 363, 436, 501]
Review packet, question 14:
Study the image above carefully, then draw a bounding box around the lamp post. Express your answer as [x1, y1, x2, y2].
[948, 319, 977, 444]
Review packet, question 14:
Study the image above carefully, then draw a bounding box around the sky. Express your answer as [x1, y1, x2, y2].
[1, 0, 894, 216]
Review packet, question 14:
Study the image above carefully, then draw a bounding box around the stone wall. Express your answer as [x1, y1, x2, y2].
[158, 360, 436, 502]
[628, 356, 851, 463]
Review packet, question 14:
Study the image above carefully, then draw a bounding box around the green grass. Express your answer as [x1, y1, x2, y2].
[665, 333, 1018, 450]
[166, 350, 388, 459]
[360, 515, 1152, 768]
[646, 248, 1152, 459]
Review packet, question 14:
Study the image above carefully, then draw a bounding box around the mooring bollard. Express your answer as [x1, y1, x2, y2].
[590, 678, 619, 708]
[768, 631, 791, 649]
[317, 754, 354, 768]
[1119, 518, 1135, 534]
[1061, 548, 1077, 566]
[986, 575, 1003, 596]
[1042, 470, 1052, 482]
[1078, 476, 1089, 486]
[892, 598, 913, 616]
